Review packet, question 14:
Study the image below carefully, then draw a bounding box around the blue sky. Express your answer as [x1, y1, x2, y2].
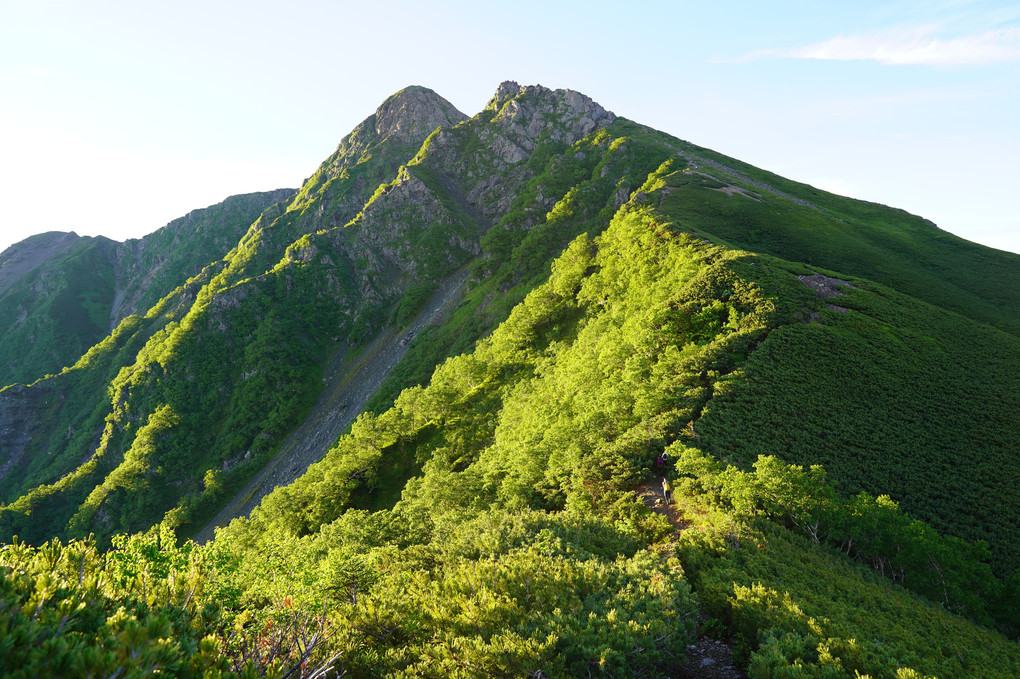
[1, 0, 1018, 254]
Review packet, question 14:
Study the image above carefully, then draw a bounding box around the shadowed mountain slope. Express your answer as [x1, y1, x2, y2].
[0, 189, 295, 388]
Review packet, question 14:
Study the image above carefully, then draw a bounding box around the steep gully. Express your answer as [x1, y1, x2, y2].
[195, 268, 471, 543]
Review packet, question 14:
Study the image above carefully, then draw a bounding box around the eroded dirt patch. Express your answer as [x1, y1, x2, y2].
[677, 636, 747, 679]
[798, 273, 857, 299]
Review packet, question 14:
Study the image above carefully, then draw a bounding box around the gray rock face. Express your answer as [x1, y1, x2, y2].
[490, 82, 616, 148]
[320, 86, 467, 186]
[401, 82, 618, 225]
[487, 80, 524, 110]
[334, 82, 622, 286]
[373, 86, 468, 144]
[348, 165, 477, 281]
[281, 87, 469, 246]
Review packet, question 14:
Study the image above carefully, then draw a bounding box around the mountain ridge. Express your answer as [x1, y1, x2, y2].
[0, 81, 1018, 677]
[0, 189, 297, 388]
[3, 81, 1017, 544]
[0, 81, 631, 537]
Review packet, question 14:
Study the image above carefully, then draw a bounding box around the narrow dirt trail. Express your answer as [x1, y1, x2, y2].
[635, 474, 687, 530]
[636, 475, 746, 678]
[194, 268, 470, 543]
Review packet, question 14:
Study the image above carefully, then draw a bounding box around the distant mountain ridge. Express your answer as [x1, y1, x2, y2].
[0, 189, 295, 387]
[0, 231, 93, 297]
[109, 188, 298, 326]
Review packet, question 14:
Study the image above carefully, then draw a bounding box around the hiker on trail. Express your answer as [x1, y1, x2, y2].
[655, 454, 665, 469]
[662, 451, 670, 468]
[662, 477, 673, 505]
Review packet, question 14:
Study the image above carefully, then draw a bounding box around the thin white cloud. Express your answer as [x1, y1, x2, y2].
[783, 25, 1020, 66]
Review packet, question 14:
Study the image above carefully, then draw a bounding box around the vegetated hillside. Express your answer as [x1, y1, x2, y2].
[651, 133, 1020, 337]
[693, 273, 1020, 571]
[613, 161, 1020, 573]
[3, 188, 1017, 678]
[214, 192, 1019, 675]
[0, 82, 663, 545]
[0, 232, 118, 386]
[1, 82, 1018, 677]
[0, 189, 295, 388]
[363, 124, 1020, 421]
[109, 188, 297, 325]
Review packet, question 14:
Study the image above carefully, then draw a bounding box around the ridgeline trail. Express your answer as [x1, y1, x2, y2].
[194, 268, 470, 543]
[635, 474, 686, 530]
[634, 476, 747, 678]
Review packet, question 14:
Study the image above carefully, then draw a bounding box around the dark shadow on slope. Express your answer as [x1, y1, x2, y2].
[194, 268, 470, 543]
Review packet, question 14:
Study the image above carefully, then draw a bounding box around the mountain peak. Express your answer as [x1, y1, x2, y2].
[487, 80, 524, 110]
[0, 231, 83, 297]
[485, 81, 616, 147]
[373, 85, 467, 144]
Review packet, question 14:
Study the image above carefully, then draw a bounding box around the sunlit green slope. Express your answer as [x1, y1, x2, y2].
[3, 82, 1018, 565]
[651, 130, 1020, 337]
[624, 161, 1020, 572]
[212, 188, 1019, 675]
[1, 82, 1018, 677]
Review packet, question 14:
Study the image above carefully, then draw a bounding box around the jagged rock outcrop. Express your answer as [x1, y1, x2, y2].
[282, 86, 469, 239]
[487, 80, 616, 148]
[372, 85, 468, 144]
[416, 81, 619, 218]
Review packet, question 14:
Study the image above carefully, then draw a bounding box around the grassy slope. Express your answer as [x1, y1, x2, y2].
[366, 122, 674, 413]
[680, 509, 1020, 678]
[614, 160, 1020, 572]
[2, 95, 1019, 672]
[5, 96, 1016, 552]
[363, 139, 1020, 575]
[624, 122, 1020, 337]
[2, 89, 1018, 675]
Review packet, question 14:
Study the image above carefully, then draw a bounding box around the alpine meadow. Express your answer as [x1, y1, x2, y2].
[1, 82, 1019, 678]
